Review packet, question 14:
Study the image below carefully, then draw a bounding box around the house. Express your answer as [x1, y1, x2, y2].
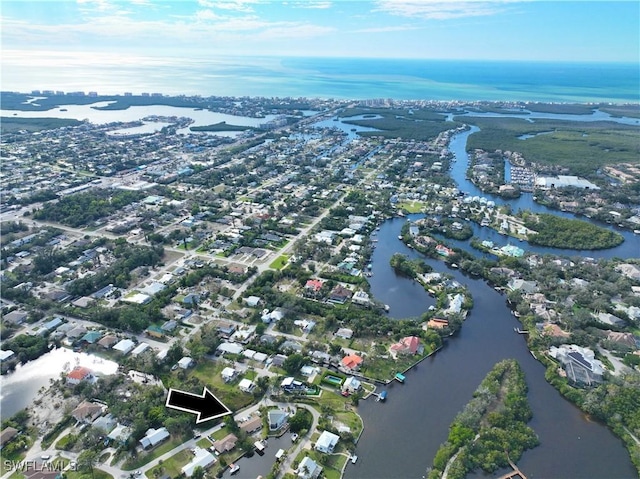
[352, 290, 370, 305]
[92, 414, 116, 433]
[341, 353, 363, 371]
[244, 296, 262, 307]
[217, 342, 244, 355]
[146, 325, 165, 338]
[181, 448, 216, 478]
[221, 367, 237, 383]
[161, 320, 178, 333]
[140, 427, 170, 449]
[507, 279, 538, 294]
[297, 456, 322, 479]
[112, 339, 135, 355]
[3, 310, 28, 325]
[0, 427, 19, 449]
[435, 244, 454, 257]
[178, 357, 194, 369]
[390, 336, 423, 358]
[268, 409, 288, 431]
[335, 328, 354, 340]
[97, 335, 118, 348]
[71, 400, 105, 423]
[43, 317, 64, 331]
[304, 279, 324, 296]
[280, 340, 303, 353]
[107, 424, 132, 444]
[81, 331, 102, 344]
[238, 378, 255, 393]
[271, 354, 288, 367]
[595, 312, 625, 327]
[280, 377, 305, 392]
[131, 343, 150, 356]
[67, 366, 93, 385]
[315, 430, 340, 453]
[328, 285, 353, 304]
[66, 325, 87, 339]
[606, 331, 637, 349]
[240, 416, 262, 434]
[427, 318, 449, 329]
[216, 322, 236, 338]
[549, 345, 604, 386]
[212, 433, 238, 453]
[342, 376, 361, 393]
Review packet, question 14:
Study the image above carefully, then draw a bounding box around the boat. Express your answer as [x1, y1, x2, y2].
[377, 390, 387, 402]
[229, 464, 240, 475]
[395, 372, 405, 383]
[384, 304, 390, 312]
[398, 235, 403, 240]
[351, 455, 358, 464]
[254, 440, 266, 453]
[291, 433, 299, 442]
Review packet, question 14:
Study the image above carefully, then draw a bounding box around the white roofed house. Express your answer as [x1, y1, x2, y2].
[181, 447, 216, 477]
[139, 427, 170, 449]
[297, 456, 322, 479]
[221, 367, 237, 382]
[342, 376, 362, 394]
[315, 430, 340, 453]
[267, 409, 288, 431]
[549, 345, 605, 387]
[238, 378, 255, 393]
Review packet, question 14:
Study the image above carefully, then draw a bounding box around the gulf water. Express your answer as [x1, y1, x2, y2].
[3, 56, 638, 103]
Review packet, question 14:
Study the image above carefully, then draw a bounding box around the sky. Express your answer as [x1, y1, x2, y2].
[1, 0, 639, 64]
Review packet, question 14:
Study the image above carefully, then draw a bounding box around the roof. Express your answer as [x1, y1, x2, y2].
[212, 433, 238, 453]
[72, 401, 104, 420]
[98, 335, 118, 348]
[67, 366, 92, 381]
[81, 331, 102, 343]
[316, 430, 340, 451]
[181, 448, 216, 477]
[113, 339, 135, 353]
[341, 353, 363, 369]
[240, 416, 262, 433]
[0, 427, 18, 446]
[140, 427, 170, 448]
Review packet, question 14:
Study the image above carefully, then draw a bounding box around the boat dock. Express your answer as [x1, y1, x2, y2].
[374, 390, 387, 402]
[513, 327, 529, 334]
[395, 372, 405, 383]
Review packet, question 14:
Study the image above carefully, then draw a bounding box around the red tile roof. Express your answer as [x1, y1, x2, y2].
[67, 366, 92, 381]
[341, 354, 363, 370]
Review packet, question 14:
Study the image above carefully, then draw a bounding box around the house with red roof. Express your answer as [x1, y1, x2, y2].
[341, 353, 363, 371]
[389, 336, 423, 359]
[66, 366, 94, 385]
[304, 279, 324, 297]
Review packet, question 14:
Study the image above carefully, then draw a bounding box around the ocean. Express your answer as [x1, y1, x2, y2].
[2, 55, 638, 103]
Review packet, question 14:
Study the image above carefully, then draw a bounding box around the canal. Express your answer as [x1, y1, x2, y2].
[347, 216, 637, 479]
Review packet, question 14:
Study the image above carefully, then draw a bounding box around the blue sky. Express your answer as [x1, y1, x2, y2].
[1, 1, 638, 63]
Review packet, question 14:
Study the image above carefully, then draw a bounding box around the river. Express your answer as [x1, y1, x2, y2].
[348, 216, 637, 479]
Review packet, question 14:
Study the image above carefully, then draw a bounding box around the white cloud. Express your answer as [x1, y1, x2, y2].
[354, 24, 420, 33]
[373, 0, 519, 20]
[296, 1, 333, 8]
[198, 0, 260, 12]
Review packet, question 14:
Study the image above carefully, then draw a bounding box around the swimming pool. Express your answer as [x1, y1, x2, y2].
[324, 375, 344, 386]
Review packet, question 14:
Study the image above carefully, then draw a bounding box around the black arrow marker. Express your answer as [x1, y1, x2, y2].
[166, 387, 232, 424]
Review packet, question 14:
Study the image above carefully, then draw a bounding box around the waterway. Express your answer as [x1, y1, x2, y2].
[0, 102, 276, 136]
[347, 216, 637, 479]
[348, 112, 638, 478]
[1, 347, 119, 418]
[446, 126, 640, 259]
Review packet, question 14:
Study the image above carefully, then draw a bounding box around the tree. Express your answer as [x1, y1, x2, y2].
[288, 409, 312, 434]
[282, 353, 305, 375]
[192, 466, 205, 479]
[77, 449, 99, 479]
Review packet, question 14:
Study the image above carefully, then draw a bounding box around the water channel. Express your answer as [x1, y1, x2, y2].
[347, 113, 639, 478]
[350, 216, 637, 479]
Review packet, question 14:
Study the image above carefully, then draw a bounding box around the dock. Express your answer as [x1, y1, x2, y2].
[513, 327, 529, 334]
[395, 372, 405, 383]
[496, 455, 528, 479]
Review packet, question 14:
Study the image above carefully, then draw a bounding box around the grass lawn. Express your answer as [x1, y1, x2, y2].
[269, 254, 289, 270]
[360, 352, 429, 382]
[211, 426, 230, 441]
[292, 449, 343, 479]
[122, 437, 184, 470]
[187, 360, 255, 412]
[146, 449, 192, 479]
[65, 469, 113, 479]
[196, 438, 212, 448]
[398, 201, 425, 213]
[244, 369, 258, 380]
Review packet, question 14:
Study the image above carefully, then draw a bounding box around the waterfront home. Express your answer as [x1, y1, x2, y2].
[507, 279, 538, 294]
[328, 284, 353, 304]
[426, 318, 449, 330]
[268, 409, 288, 431]
[181, 448, 216, 477]
[389, 336, 423, 358]
[342, 376, 362, 394]
[240, 416, 263, 434]
[66, 366, 94, 385]
[212, 433, 238, 453]
[72, 400, 105, 423]
[341, 353, 363, 371]
[281, 377, 305, 392]
[315, 430, 340, 453]
[139, 427, 170, 449]
[549, 344, 604, 387]
[435, 244, 454, 257]
[297, 456, 322, 479]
